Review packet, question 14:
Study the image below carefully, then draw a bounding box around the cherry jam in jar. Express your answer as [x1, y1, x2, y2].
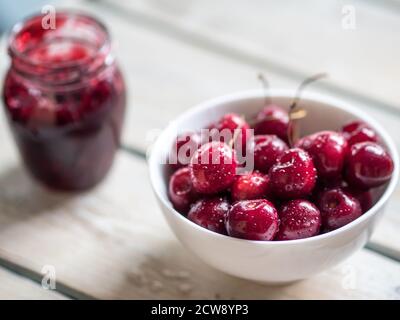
[2, 12, 126, 191]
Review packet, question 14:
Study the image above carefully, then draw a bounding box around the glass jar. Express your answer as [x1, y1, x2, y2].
[2, 11, 126, 191]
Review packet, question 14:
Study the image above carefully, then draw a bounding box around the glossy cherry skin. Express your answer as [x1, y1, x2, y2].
[209, 113, 251, 152]
[311, 179, 373, 213]
[269, 148, 317, 199]
[345, 187, 373, 213]
[168, 167, 199, 214]
[317, 187, 362, 231]
[254, 105, 289, 142]
[341, 121, 378, 146]
[188, 197, 230, 234]
[296, 131, 348, 180]
[170, 132, 203, 170]
[226, 199, 279, 240]
[275, 200, 321, 240]
[346, 142, 394, 189]
[189, 141, 238, 194]
[231, 171, 270, 202]
[248, 134, 289, 173]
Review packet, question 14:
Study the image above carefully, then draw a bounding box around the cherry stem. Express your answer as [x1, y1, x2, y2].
[287, 72, 328, 147]
[289, 72, 328, 112]
[258, 73, 271, 105]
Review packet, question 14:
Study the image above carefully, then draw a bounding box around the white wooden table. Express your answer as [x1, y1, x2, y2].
[0, 0, 400, 299]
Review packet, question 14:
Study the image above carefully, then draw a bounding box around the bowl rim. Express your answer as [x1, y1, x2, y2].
[148, 89, 400, 246]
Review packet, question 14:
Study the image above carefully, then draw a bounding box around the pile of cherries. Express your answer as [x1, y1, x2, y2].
[167, 102, 394, 241]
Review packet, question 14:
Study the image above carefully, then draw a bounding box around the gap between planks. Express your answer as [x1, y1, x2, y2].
[0, 266, 67, 300]
[95, 0, 400, 119]
[0, 255, 93, 300]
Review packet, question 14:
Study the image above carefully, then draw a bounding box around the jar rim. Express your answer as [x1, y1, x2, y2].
[7, 10, 111, 70]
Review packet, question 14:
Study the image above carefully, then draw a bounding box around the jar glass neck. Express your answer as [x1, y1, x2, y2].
[8, 12, 111, 86]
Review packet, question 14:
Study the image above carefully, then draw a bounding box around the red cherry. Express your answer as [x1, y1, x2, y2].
[190, 141, 238, 194]
[311, 179, 373, 214]
[317, 187, 362, 231]
[275, 200, 321, 240]
[81, 78, 113, 114]
[254, 105, 289, 142]
[168, 167, 199, 214]
[226, 199, 279, 240]
[269, 148, 317, 199]
[344, 187, 373, 213]
[231, 171, 270, 202]
[311, 178, 343, 203]
[170, 132, 203, 170]
[3, 73, 36, 123]
[209, 113, 251, 153]
[248, 135, 288, 173]
[346, 142, 394, 189]
[341, 121, 378, 146]
[188, 197, 230, 234]
[296, 131, 348, 180]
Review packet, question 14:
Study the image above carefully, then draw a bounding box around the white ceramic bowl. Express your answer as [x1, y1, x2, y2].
[148, 89, 399, 284]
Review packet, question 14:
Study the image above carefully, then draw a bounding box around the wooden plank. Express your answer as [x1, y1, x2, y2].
[0, 92, 400, 299]
[0, 148, 398, 299]
[0, 267, 67, 300]
[1, 90, 399, 299]
[101, 0, 400, 111]
[0, 81, 398, 298]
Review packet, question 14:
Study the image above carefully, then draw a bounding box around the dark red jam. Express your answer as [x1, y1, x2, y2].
[2, 12, 126, 191]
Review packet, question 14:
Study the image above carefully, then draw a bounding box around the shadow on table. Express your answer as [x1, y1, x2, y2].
[0, 165, 76, 229]
[118, 240, 297, 299]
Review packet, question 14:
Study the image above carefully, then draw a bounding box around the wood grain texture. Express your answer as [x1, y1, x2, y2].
[0, 0, 399, 299]
[0, 267, 67, 300]
[0, 99, 399, 299]
[101, 0, 400, 111]
[0, 149, 398, 299]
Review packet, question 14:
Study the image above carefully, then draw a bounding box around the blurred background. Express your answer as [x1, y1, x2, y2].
[1, 0, 398, 112]
[0, 0, 55, 33]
